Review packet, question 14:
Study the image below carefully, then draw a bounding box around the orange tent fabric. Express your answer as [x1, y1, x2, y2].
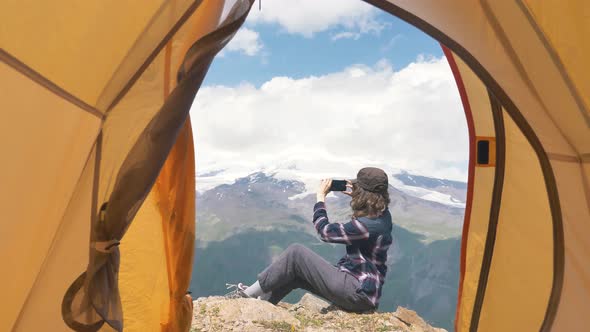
[1, 1, 254, 331]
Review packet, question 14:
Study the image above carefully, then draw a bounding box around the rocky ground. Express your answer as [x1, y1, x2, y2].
[191, 294, 448, 332]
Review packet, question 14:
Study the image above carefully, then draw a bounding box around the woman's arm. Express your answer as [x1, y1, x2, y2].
[316, 178, 330, 203]
[313, 179, 369, 244]
[313, 201, 369, 244]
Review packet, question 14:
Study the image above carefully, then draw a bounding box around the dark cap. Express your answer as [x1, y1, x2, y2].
[351, 167, 388, 193]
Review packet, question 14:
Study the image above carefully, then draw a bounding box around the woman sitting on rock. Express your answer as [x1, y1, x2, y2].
[226, 167, 393, 313]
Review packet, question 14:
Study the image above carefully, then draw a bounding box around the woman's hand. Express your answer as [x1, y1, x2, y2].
[342, 180, 354, 197]
[317, 179, 332, 202]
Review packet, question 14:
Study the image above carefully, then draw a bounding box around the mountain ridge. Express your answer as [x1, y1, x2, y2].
[196, 171, 464, 244]
[196, 166, 466, 208]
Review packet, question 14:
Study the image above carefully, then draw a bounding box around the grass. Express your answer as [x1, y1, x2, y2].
[294, 313, 322, 328]
[253, 320, 295, 332]
[211, 306, 220, 315]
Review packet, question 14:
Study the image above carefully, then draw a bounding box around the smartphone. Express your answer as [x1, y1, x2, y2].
[329, 180, 347, 192]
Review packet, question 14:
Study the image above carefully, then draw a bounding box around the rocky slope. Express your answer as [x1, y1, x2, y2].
[191, 294, 447, 332]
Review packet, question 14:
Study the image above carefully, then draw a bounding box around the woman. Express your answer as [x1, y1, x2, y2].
[226, 167, 393, 312]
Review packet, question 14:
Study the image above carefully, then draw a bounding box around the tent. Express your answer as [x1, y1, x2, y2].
[1, 0, 253, 331]
[1, 0, 588, 331]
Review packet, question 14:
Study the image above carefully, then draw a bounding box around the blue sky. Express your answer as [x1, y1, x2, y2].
[191, 0, 468, 188]
[204, 9, 443, 87]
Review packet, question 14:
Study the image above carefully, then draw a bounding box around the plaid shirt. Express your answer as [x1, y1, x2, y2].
[313, 201, 393, 308]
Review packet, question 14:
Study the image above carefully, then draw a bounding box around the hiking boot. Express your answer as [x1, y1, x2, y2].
[224, 283, 250, 299]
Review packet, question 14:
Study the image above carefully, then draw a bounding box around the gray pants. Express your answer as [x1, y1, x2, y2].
[257, 243, 375, 312]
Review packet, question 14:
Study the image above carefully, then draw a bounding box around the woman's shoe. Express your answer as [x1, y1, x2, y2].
[224, 283, 250, 299]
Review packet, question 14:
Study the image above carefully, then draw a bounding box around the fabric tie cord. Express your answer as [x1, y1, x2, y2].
[91, 240, 120, 254]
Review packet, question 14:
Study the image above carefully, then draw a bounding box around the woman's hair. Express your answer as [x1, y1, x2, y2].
[350, 183, 390, 218]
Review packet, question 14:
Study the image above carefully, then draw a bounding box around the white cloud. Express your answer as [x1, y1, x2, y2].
[245, 0, 385, 37]
[331, 31, 361, 41]
[221, 27, 263, 56]
[381, 33, 404, 52]
[190, 56, 468, 183]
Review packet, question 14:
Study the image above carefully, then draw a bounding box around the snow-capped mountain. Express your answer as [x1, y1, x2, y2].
[197, 164, 467, 208]
[196, 168, 466, 243]
[390, 171, 466, 208]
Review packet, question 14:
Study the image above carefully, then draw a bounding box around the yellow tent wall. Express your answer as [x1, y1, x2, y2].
[366, 1, 590, 331]
[0, 0, 254, 331]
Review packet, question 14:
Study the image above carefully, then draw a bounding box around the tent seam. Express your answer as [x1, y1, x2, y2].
[514, 0, 590, 128]
[95, 0, 179, 110]
[0, 49, 104, 119]
[580, 165, 590, 222]
[547, 153, 582, 163]
[469, 92, 505, 332]
[105, 0, 205, 113]
[479, 0, 579, 155]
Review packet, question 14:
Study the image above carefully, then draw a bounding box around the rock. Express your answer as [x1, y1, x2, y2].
[192, 296, 299, 332]
[392, 307, 447, 332]
[191, 295, 447, 332]
[295, 294, 331, 314]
